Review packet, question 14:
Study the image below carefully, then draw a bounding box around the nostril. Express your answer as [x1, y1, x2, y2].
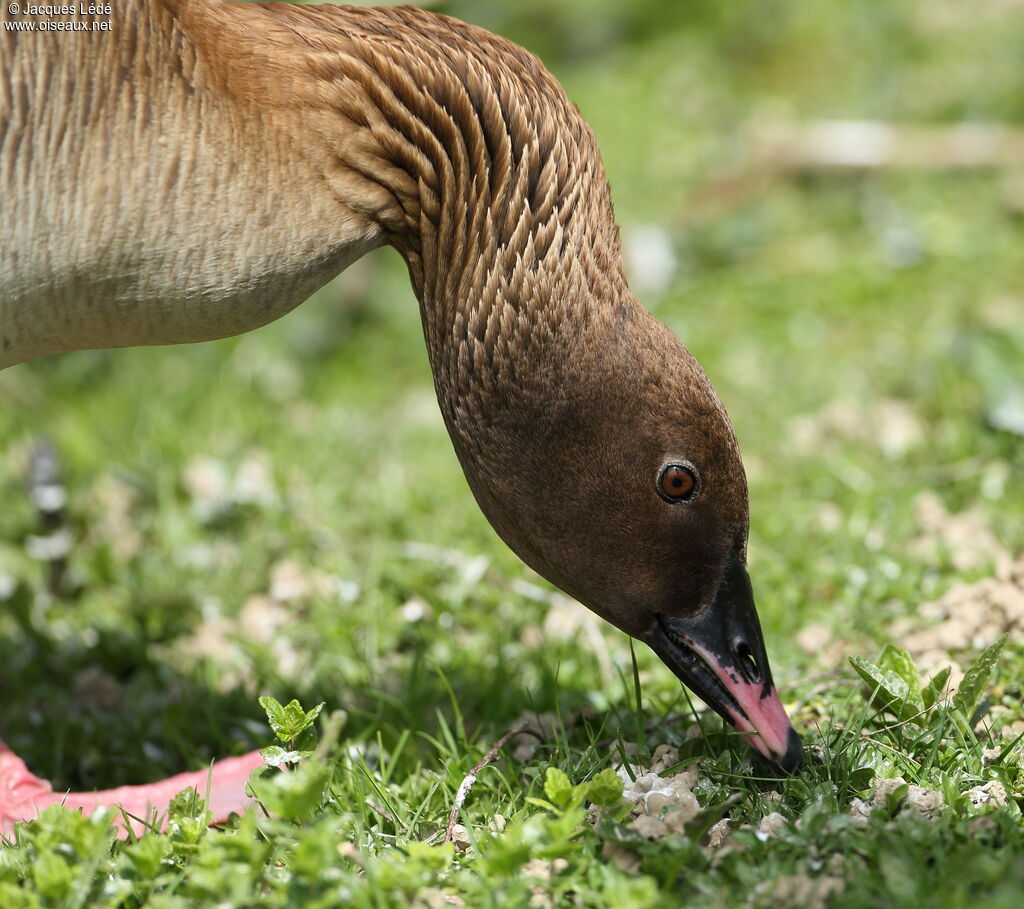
[735, 641, 761, 684]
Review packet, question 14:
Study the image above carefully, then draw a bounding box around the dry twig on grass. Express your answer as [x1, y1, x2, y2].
[688, 119, 1024, 226]
[444, 721, 530, 844]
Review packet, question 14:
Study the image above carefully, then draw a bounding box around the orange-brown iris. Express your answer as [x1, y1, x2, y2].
[659, 463, 697, 502]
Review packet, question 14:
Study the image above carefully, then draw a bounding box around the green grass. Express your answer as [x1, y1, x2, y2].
[2, 0, 1024, 905]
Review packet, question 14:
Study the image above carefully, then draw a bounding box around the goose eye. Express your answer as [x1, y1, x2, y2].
[658, 462, 699, 503]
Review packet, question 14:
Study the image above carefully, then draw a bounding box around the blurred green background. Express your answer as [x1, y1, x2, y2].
[1, 0, 1022, 790]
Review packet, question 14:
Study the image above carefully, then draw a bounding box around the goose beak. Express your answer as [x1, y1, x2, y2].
[644, 554, 802, 771]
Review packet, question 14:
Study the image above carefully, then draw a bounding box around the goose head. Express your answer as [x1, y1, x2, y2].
[440, 293, 802, 771]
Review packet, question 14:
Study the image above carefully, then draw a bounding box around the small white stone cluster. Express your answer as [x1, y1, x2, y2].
[616, 743, 702, 841]
[848, 777, 944, 824]
[894, 554, 1024, 665]
[847, 777, 1009, 825]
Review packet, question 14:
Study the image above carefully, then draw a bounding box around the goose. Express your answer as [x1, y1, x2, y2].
[0, 0, 801, 834]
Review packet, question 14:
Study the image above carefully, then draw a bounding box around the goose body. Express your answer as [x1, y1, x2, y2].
[1, 0, 800, 834]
